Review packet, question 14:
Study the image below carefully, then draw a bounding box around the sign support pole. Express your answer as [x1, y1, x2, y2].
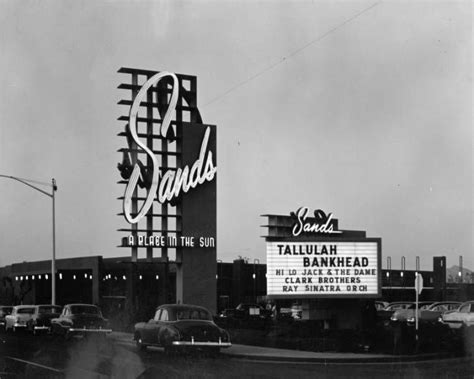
[415, 272, 423, 351]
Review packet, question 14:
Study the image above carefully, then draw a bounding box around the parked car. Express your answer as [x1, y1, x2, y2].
[440, 300, 474, 329]
[134, 304, 231, 353]
[389, 301, 457, 324]
[404, 301, 462, 325]
[27, 305, 63, 335]
[375, 301, 389, 311]
[5, 305, 36, 333]
[389, 302, 433, 323]
[377, 302, 414, 324]
[0, 306, 13, 328]
[278, 304, 303, 320]
[51, 304, 111, 338]
[220, 303, 271, 320]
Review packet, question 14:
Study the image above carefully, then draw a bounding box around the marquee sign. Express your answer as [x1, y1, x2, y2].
[266, 241, 380, 297]
[262, 207, 381, 299]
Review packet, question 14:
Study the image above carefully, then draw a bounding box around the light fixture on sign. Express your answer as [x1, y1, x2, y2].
[20, 276, 23, 281]
[139, 275, 143, 280]
[59, 273, 63, 280]
[123, 275, 126, 280]
[45, 274, 49, 280]
[15, 276, 18, 281]
[39, 275, 42, 279]
[73, 275, 76, 280]
[155, 275, 159, 280]
[400, 272, 404, 278]
[32, 275, 35, 280]
[89, 275, 92, 280]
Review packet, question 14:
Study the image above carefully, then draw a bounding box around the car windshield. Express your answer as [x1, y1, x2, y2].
[404, 303, 431, 310]
[429, 303, 460, 312]
[175, 308, 212, 321]
[387, 304, 412, 310]
[17, 308, 35, 314]
[38, 306, 62, 314]
[70, 306, 100, 315]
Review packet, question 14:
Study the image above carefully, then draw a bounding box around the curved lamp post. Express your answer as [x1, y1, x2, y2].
[0, 175, 57, 305]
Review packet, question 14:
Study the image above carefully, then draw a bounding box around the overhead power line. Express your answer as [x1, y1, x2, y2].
[203, 1, 381, 108]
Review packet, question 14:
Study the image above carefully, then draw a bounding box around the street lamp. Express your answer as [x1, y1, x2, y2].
[0, 175, 57, 305]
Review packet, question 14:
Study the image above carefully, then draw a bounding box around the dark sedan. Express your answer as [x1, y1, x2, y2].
[134, 304, 231, 353]
[0, 306, 13, 329]
[27, 305, 63, 335]
[220, 303, 271, 320]
[51, 304, 111, 339]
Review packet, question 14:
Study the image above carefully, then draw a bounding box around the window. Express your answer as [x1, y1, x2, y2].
[154, 310, 161, 321]
[38, 306, 62, 314]
[175, 308, 212, 321]
[70, 306, 100, 315]
[17, 308, 35, 314]
[160, 310, 169, 321]
[459, 304, 470, 313]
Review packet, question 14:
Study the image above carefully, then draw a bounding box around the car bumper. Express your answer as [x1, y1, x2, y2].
[172, 339, 231, 348]
[34, 326, 51, 331]
[69, 327, 112, 333]
[441, 321, 463, 329]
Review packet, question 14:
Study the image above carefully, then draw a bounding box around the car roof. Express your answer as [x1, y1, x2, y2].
[64, 303, 98, 307]
[388, 302, 414, 305]
[430, 301, 461, 306]
[35, 304, 62, 310]
[157, 304, 210, 312]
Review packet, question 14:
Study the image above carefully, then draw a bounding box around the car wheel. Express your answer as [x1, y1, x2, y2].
[135, 334, 147, 351]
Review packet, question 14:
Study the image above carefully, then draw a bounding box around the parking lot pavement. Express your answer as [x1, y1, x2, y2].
[109, 331, 455, 364]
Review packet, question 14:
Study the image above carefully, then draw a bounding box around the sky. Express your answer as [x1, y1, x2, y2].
[0, 0, 471, 271]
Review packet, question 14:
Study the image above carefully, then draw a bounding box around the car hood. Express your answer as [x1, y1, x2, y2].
[442, 312, 461, 321]
[392, 309, 414, 319]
